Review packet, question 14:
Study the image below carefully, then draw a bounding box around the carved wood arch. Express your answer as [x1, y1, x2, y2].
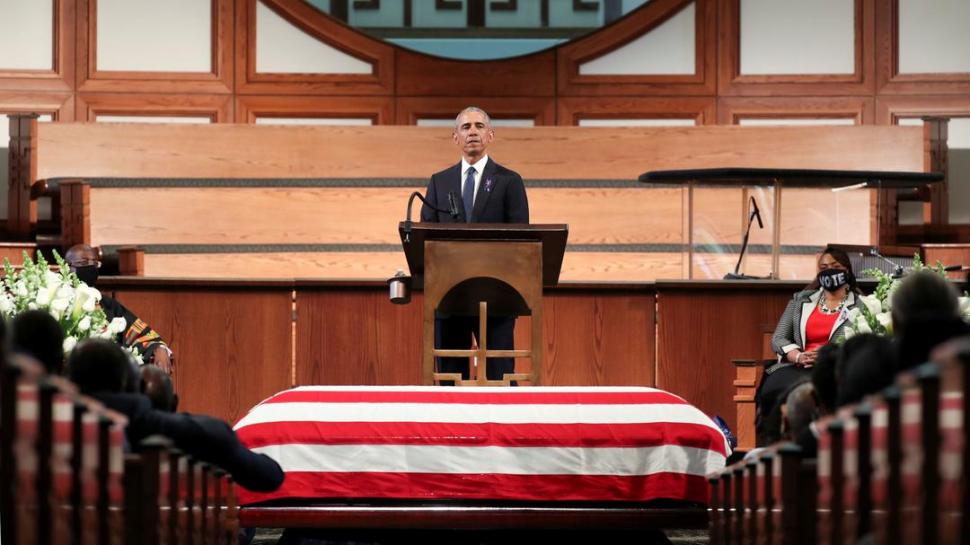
[237, 0, 395, 95]
[556, 0, 716, 96]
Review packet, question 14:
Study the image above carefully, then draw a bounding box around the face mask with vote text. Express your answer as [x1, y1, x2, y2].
[817, 268, 850, 292]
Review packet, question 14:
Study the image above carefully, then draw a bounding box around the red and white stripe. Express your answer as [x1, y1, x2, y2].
[234, 386, 729, 506]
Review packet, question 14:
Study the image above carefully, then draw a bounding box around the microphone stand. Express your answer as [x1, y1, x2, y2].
[724, 203, 761, 280]
[868, 248, 905, 278]
[403, 191, 458, 243]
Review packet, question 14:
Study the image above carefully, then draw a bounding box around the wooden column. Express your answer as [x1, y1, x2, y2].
[7, 114, 39, 238]
[60, 180, 91, 249]
[922, 118, 949, 227]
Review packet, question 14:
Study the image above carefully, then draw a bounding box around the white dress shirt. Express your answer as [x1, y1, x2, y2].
[460, 154, 489, 209]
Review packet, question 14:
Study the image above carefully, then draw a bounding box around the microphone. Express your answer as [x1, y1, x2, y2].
[447, 191, 461, 219]
[403, 191, 455, 243]
[868, 247, 905, 278]
[750, 196, 763, 229]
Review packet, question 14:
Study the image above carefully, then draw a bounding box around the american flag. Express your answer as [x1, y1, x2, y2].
[233, 386, 730, 505]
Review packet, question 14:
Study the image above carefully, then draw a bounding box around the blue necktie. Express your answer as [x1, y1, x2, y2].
[462, 167, 476, 222]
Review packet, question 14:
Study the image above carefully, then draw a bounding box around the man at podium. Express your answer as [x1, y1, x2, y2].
[420, 107, 530, 382]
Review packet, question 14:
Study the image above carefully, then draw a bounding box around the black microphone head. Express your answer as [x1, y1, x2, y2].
[447, 191, 461, 218]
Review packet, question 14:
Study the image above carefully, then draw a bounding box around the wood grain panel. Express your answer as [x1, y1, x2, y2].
[235, 95, 394, 124]
[0, 92, 75, 121]
[86, 186, 685, 246]
[655, 286, 794, 431]
[75, 93, 232, 123]
[874, 0, 970, 95]
[0, 242, 37, 265]
[556, 0, 717, 96]
[922, 244, 970, 281]
[394, 97, 555, 126]
[33, 124, 928, 181]
[875, 95, 970, 125]
[295, 288, 424, 385]
[236, 0, 394, 95]
[556, 97, 716, 126]
[395, 49, 555, 97]
[716, 96, 875, 125]
[718, 0, 875, 96]
[77, 0, 234, 94]
[0, 0, 75, 93]
[105, 286, 294, 423]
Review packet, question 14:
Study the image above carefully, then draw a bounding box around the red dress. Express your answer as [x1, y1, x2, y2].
[804, 306, 839, 352]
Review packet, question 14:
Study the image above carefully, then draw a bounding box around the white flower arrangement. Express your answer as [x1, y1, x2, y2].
[2, 251, 138, 362]
[844, 253, 970, 340]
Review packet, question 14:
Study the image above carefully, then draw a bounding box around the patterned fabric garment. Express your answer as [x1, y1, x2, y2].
[100, 295, 170, 361]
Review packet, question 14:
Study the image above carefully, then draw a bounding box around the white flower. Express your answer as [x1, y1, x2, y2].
[843, 326, 855, 339]
[74, 285, 100, 313]
[860, 294, 882, 316]
[49, 297, 70, 319]
[15, 281, 27, 297]
[857, 320, 873, 334]
[846, 307, 861, 322]
[959, 297, 970, 320]
[62, 336, 77, 353]
[27, 302, 38, 310]
[876, 312, 892, 330]
[0, 295, 13, 315]
[78, 315, 91, 332]
[35, 286, 52, 306]
[108, 317, 127, 335]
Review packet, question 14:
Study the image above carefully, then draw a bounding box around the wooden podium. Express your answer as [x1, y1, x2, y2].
[399, 223, 568, 386]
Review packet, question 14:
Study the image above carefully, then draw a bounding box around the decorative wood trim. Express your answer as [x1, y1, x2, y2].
[556, 96, 716, 126]
[876, 0, 970, 95]
[60, 180, 91, 247]
[716, 97, 874, 125]
[394, 97, 555, 125]
[718, 0, 875, 96]
[556, 0, 717, 96]
[117, 246, 145, 275]
[0, 0, 76, 93]
[76, 93, 232, 123]
[236, 0, 394, 96]
[76, 0, 233, 94]
[6, 116, 39, 238]
[875, 95, 970, 125]
[395, 48, 555, 97]
[235, 95, 394, 124]
[0, 92, 75, 121]
[875, 0, 970, 95]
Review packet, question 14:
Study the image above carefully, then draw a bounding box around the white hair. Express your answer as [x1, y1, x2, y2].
[455, 107, 491, 129]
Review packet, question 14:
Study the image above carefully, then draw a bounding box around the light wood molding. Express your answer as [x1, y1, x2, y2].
[717, 96, 875, 125]
[556, 0, 717, 96]
[0, 0, 76, 93]
[76, 93, 232, 122]
[557, 96, 716, 126]
[0, 92, 75, 121]
[875, 0, 970, 95]
[76, 0, 234, 94]
[718, 0, 875, 96]
[875, 95, 970, 125]
[394, 48, 556, 98]
[236, 0, 394, 95]
[235, 95, 394, 124]
[394, 97, 555, 125]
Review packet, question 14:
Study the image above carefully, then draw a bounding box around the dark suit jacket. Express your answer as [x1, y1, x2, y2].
[420, 158, 529, 223]
[96, 392, 285, 492]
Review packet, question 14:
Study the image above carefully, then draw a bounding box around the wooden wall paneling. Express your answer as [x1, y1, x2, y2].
[875, 95, 970, 125]
[235, 0, 394, 95]
[395, 48, 555, 98]
[716, 97, 875, 125]
[294, 287, 424, 385]
[75, 93, 233, 122]
[556, 0, 716, 96]
[59, 180, 90, 247]
[235, 95, 394, 124]
[655, 284, 794, 432]
[0, 92, 75, 121]
[517, 290, 657, 386]
[6, 115, 38, 237]
[394, 97, 555, 126]
[76, 0, 234, 94]
[142, 252, 411, 280]
[556, 96, 717, 126]
[874, 0, 970, 95]
[0, 242, 37, 265]
[718, 0, 875, 96]
[106, 284, 295, 423]
[0, 0, 76, 93]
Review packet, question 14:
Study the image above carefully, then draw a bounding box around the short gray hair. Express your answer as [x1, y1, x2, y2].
[455, 106, 491, 129]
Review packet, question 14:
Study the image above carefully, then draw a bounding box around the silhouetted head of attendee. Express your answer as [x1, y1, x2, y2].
[65, 244, 101, 287]
[10, 310, 65, 375]
[140, 364, 178, 412]
[66, 339, 134, 395]
[836, 333, 897, 407]
[891, 270, 969, 371]
[811, 343, 840, 415]
[781, 382, 817, 441]
[807, 246, 858, 292]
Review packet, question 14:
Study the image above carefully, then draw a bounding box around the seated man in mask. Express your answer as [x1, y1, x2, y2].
[65, 244, 173, 372]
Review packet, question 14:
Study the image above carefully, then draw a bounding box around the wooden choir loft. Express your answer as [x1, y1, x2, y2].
[2, 0, 970, 543]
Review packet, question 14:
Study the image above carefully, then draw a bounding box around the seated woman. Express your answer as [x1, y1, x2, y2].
[755, 246, 860, 446]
